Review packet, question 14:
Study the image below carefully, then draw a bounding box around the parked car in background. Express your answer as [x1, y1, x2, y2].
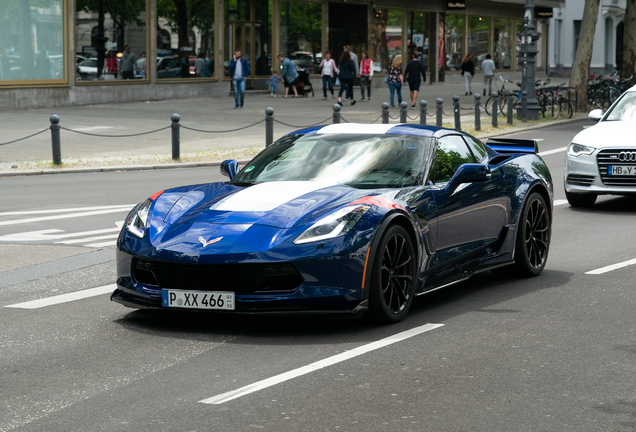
[76, 57, 98, 80]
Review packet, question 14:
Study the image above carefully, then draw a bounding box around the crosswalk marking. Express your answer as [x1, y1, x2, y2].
[5, 284, 116, 309]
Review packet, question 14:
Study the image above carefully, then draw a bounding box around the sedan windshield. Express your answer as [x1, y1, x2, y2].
[605, 92, 636, 121]
[230, 133, 434, 189]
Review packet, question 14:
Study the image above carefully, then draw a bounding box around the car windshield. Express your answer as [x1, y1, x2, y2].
[605, 92, 636, 121]
[230, 133, 434, 189]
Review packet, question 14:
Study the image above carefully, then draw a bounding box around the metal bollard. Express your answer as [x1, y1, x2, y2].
[381, 102, 389, 124]
[474, 94, 481, 132]
[436, 98, 443, 127]
[453, 95, 461, 131]
[521, 90, 528, 122]
[420, 100, 427, 125]
[265, 107, 274, 147]
[491, 92, 498, 128]
[333, 103, 341, 124]
[400, 101, 408, 123]
[507, 95, 514, 124]
[171, 113, 180, 160]
[50, 115, 62, 165]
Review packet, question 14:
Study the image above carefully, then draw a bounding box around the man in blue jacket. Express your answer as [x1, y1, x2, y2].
[278, 53, 299, 97]
[229, 49, 250, 108]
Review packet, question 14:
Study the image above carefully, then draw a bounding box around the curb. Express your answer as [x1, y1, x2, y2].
[0, 115, 588, 177]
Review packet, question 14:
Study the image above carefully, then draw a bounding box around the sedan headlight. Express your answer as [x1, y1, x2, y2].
[567, 143, 595, 157]
[294, 205, 370, 244]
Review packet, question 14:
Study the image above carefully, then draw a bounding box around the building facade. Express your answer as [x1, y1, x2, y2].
[1, 0, 562, 109]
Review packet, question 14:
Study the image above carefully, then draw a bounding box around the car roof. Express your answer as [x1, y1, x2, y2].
[287, 123, 459, 138]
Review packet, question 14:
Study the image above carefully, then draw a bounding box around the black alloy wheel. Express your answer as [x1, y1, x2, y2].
[369, 225, 416, 323]
[515, 192, 551, 276]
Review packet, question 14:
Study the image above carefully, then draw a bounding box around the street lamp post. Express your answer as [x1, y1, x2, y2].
[517, 0, 542, 120]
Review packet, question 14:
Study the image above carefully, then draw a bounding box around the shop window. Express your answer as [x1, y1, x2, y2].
[407, 11, 430, 74]
[75, 0, 147, 82]
[468, 16, 490, 70]
[255, 0, 272, 76]
[1, 0, 66, 83]
[157, 0, 215, 79]
[444, 15, 464, 72]
[372, 9, 403, 73]
[279, 1, 322, 75]
[494, 18, 513, 70]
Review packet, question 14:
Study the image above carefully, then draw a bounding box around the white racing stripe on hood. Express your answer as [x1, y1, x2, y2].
[316, 124, 397, 135]
[214, 181, 337, 212]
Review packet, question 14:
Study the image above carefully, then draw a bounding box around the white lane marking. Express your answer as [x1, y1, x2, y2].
[0, 221, 124, 242]
[538, 146, 567, 156]
[554, 199, 568, 206]
[585, 258, 636, 275]
[5, 284, 116, 309]
[85, 240, 117, 248]
[0, 208, 133, 227]
[0, 205, 135, 217]
[56, 234, 119, 245]
[199, 323, 444, 405]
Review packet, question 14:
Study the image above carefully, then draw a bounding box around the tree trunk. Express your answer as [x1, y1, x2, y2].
[174, 0, 190, 61]
[621, 0, 636, 81]
[570, 0, 601, 112]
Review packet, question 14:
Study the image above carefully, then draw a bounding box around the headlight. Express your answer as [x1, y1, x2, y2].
[126, 199, 153, 238]
[294, 205, 370, 244]
[567, 143, 595, 157]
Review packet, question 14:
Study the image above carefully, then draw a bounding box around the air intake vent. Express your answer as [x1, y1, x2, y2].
[566, 174, 594, 186]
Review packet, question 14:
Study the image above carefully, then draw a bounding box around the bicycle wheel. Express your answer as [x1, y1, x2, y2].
[558, 99, 573, 119]
[552, 97, 561, 119]
[484, 96, 496, 116]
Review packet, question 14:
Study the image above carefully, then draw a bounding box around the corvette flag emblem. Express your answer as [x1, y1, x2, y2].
[199, 236, 223, 247]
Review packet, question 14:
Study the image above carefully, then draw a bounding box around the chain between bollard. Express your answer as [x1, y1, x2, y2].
[180, 119, 265, 133]
[60, 125, 171, 137]
[0, 128, 48, 147]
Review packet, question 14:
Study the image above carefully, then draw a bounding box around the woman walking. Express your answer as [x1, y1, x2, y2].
[387, 56, 404, 108]
[359, 51, 373, 101]
[460, 53, 475, 95]
[318, 51, 338, 100]
[337, 51, 356, 106]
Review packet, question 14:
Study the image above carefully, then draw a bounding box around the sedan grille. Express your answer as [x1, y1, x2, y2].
[133, 258, 304, 293]
[566, 174, 594, 186]
[598, 149, 636, 186]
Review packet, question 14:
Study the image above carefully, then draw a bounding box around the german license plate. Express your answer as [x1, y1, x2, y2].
[608, 165, 636, 176]
[162, 290, 235, 310]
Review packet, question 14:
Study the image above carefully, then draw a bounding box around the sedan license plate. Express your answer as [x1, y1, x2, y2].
[162, 290, 235, 310]
[607, 165, 636, 176]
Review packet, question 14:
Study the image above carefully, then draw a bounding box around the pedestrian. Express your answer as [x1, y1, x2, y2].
[120, 45, 137, 80]
[343, 45, 359, 100]
[278, 53, 299, 97]
[105, 50, 118, 78]
[266, 71, 280, 97]
[201, 53, 212, 78]
[387, 55, 404, 108]
[194, 52, 205, 77]
[481, 53, 496, 96]
[208, 53, 215, 76]
[229, 49, 250, 108]
[336, 50, 356, 106]
[318, 51, 338, 100]
[404, 51, 426, 108]
[460, 53, 475, 95]
[359, 51, 373, 101]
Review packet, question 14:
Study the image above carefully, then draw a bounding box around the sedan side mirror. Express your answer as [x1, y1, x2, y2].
[445, 163, 491, 195]
[220, 160, 240, 180]
[588, 109, 603, 121]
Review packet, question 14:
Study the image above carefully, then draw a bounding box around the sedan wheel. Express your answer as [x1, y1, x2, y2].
[515, 192, 551, 276]
[565, 191, 597, 207]
[369, 225, 416, 323]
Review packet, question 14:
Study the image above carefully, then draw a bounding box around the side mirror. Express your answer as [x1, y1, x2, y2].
[220, 160, 240, 180]
[445, 163, 491, 195]
[588, 109, 603, 121]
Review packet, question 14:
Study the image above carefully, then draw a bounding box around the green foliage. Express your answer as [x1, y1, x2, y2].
[281, 1, 322, 55]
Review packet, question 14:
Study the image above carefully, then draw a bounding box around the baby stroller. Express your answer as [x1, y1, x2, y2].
[293, 67, 314, 97]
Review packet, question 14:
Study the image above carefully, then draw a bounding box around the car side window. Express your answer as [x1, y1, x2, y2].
[433, 135, 476, 184]
[463, 136, 488, 162]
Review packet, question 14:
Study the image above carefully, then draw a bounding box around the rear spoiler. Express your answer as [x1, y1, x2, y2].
[485, 138, 539, 154]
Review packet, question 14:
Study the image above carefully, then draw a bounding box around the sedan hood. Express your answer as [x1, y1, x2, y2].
[572, 120, 636, 148]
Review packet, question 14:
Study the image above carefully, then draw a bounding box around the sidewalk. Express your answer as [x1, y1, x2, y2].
[0, 75, 571, 175]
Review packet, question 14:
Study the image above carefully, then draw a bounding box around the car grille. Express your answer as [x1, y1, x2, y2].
[566, 174, 595, 186]
[597, 149, 636, 186]
[132, 258, 304, 293]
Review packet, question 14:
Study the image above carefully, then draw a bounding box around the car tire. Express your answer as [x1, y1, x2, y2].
[368, 225, 416, 323]
[565, 191, 597, 207]
[513, 192, 551, 277]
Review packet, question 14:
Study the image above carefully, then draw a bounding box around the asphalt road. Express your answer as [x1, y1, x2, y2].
[2, 119, 636, 431]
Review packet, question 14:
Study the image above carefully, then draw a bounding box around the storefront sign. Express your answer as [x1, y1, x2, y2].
[447, 1, 466, 10]
[535, 7, 553, 18]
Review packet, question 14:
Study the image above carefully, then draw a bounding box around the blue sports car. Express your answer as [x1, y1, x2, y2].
[112, 124, 553, 323]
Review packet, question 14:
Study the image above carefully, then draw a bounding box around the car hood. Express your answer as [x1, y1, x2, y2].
[572, 120, 636, 148]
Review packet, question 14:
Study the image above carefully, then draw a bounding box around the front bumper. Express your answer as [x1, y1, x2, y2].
[565, 152, 636, 195]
